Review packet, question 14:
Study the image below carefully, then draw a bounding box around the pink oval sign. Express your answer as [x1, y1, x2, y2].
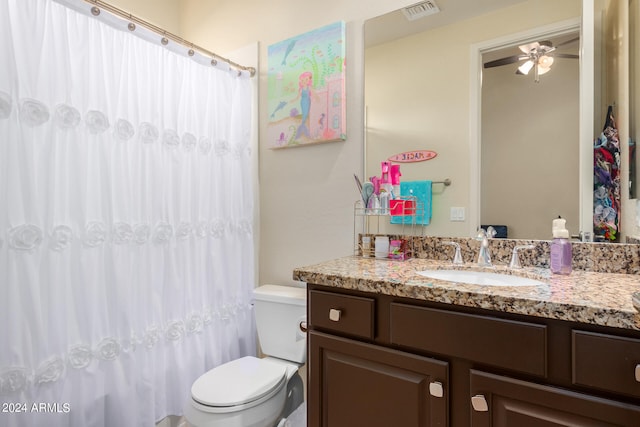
[388, 150, 437, 163]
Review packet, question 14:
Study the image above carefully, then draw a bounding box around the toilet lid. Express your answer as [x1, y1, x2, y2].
[191, 356, 287, 407]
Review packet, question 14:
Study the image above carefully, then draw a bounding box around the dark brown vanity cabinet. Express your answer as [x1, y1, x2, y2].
[307, 285, 640, 427]
[308, 290, 448, 427]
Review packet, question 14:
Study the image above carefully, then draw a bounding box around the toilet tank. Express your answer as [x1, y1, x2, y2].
[253, 285, 307, 364]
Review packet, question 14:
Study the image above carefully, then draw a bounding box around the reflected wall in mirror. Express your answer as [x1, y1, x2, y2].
[481, 30, 580, 239]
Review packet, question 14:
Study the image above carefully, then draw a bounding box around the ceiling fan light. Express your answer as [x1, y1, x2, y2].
[517, 60, 534, 75]
[538, 65, 552, 75]
[538, 55, 554, 68]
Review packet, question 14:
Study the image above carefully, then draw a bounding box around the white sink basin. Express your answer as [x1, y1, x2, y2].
[416, 269, 546, 287]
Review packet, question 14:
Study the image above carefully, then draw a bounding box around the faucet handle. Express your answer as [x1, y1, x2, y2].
[509, 244, 535, 269]
[477, 226, 496, 240]
[443, 241, 464, 265]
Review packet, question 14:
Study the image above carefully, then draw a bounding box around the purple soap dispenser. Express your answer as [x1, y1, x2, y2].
[550, 216, 572, 275]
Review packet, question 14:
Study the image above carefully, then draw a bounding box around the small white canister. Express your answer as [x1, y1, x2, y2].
[374, 236, 390, 259]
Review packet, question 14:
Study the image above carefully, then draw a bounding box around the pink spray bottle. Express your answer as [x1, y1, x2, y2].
[390, 164, 401, 199]
[379, 162, 392, 214]
[389, 164, 405, 216]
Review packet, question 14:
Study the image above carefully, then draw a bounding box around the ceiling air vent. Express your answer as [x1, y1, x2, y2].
[402, 1, 440, 21]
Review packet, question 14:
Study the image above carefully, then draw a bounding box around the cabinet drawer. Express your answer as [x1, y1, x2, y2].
[390, 303, 547, 376]
[309, 290, 375, 339]
[572, 330, 640, 398]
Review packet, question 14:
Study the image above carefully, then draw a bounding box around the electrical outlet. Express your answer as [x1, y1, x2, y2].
[450, 207, 465, 221]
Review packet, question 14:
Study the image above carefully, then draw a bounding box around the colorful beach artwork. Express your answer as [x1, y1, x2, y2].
[267, 21, 346, 149]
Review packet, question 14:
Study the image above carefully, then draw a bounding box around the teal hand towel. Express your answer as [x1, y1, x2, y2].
[390, 180, 432, 225]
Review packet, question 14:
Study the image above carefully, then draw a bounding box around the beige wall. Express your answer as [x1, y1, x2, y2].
[177, 0, 418, 286]
[108, 0, 182, 34]
[365, 0, 581, 239]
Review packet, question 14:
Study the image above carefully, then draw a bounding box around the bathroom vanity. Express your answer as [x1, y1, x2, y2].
[294, 256, 640, 427]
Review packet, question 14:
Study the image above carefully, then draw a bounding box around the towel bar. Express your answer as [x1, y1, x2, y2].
[433, 179, 451, 186]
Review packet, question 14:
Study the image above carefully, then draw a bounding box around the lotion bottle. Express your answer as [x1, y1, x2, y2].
[550, 217, 572, 275]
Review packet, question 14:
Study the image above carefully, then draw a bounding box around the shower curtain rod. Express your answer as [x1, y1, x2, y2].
[83, 0, 256, 77]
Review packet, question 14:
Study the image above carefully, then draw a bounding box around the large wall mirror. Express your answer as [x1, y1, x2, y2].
[365, 0, 635, 242]
[631, 0, 640, 200]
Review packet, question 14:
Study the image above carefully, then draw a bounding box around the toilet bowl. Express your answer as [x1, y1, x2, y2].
[185, 285, 306, 427]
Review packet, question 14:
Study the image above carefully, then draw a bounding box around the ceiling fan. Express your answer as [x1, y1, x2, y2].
[483, 37, 579, 83]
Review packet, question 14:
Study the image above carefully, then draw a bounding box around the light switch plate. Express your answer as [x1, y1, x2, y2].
[450, 207, 465, 221]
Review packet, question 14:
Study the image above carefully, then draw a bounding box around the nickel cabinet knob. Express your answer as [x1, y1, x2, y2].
[471, 394, 489, 412]
[429, 381, 444, 398]
[329, 308, 341, 322]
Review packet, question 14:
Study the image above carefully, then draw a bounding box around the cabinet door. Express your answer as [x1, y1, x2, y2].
[309, 331, 448, 427]
[470, 370, 640, 427]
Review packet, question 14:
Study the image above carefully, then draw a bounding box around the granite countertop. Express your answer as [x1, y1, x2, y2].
[293, 256, 640, 331]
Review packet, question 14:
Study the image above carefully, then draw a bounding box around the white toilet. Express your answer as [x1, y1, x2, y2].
[185, 284, 307, 427]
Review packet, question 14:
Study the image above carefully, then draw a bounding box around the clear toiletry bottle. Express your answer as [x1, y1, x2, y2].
[361, 236, 371, 258]
[550, 217, 572, 275]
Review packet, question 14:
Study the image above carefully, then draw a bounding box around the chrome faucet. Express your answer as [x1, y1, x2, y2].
[509, 244, 535, 269]
[476, 226, 496, 267]
[443, 241, 464, 265]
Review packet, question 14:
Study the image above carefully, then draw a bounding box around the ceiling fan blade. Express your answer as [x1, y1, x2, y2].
[552, 53, 579, 59]
[554, 37, 580, 48]
[484, 55, 527, 68]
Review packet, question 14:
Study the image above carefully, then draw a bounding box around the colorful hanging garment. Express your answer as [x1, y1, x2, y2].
[593, 105, 621, 241]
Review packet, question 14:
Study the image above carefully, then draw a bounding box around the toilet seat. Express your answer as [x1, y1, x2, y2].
[191, 356, 287, 414]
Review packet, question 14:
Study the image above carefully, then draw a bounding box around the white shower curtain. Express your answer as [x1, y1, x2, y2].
[0, 1, 256, 426]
